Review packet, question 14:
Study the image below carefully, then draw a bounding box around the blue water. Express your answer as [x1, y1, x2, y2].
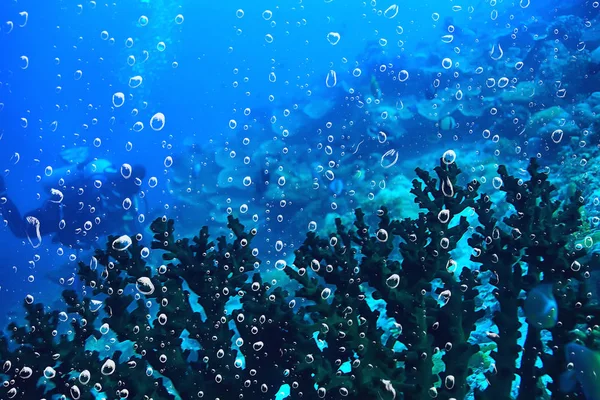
[0, 0, 599, 399]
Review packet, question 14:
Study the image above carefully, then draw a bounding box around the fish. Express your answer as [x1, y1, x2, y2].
[560, 342, 600, 400]
[439, 116, 457, 131]
[523, 284, 558, 329]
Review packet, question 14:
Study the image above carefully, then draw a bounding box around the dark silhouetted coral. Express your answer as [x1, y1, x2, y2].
[0, 158, 596, 400]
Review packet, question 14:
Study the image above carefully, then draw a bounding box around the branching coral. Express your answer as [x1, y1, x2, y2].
[0, 159, 596, 400]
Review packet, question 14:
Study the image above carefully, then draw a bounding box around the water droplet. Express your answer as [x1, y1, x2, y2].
[376, 229, 388, 242]
[44, 366, 56, 379]
[129, 75, 143, 88]
[136, 277, 155, 295]
[275, 240, 284, 251]
[150, 112, 165, 131]
[101, 359, 116, 375]
[327, 32, 341, 45]
[398, 70, 409, 82]
[326, 70, 337, 88]
[253, 341, 264, 351]
[384, 4, 399, 18]
[79, 370, 91, 384]
[112, 235, 132, 251]
[492, 177, 503, 189]
[386, 274, 400, 288]
[438, 209, 451, 223]
[551, 129, 564, 143]
[275, 260, 286, 270]
[112, 92, 125, 107]
[100, 323, 110, 335]
[381, 149, 399, 168]
[121, 163, 132, 179]
[442, 150, 457, 164]
[132, 121, 144, 132]
[262, 10, 273, 20]
[490, 43, 503, 60]
[445, 375, 455, 389]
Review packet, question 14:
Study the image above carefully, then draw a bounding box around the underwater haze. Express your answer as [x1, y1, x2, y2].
[0, 0, 600, 399]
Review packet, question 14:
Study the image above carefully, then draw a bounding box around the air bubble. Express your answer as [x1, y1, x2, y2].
[136, 277, 155, 295]
[150, 113, 165, 131]
[442, 150, 456, 164]
[275, 260, 286, 270]
[129, 75, 143, 88]
[101, 359, 116, 375]
[327, 32, 341, 45]
[112, 235, 132, 251]
[384, 4, 399, 18]
[121, 163, 133, 179]
[112, 92, 125, 107]
[326, 70, 337, 88]
[386, 274, 400, 288]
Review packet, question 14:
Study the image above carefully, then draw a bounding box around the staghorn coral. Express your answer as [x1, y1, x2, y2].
[0, 159, 596, 400]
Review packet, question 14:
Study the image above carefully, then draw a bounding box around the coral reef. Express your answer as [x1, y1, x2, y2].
[0, 159, 597, 400]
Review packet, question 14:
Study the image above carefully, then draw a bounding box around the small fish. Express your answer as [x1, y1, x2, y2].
[439, 116, 457, 131]
[561, 342, 600, 400]
[524, 284, 558, 329]
[370, 76, 382, 99]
